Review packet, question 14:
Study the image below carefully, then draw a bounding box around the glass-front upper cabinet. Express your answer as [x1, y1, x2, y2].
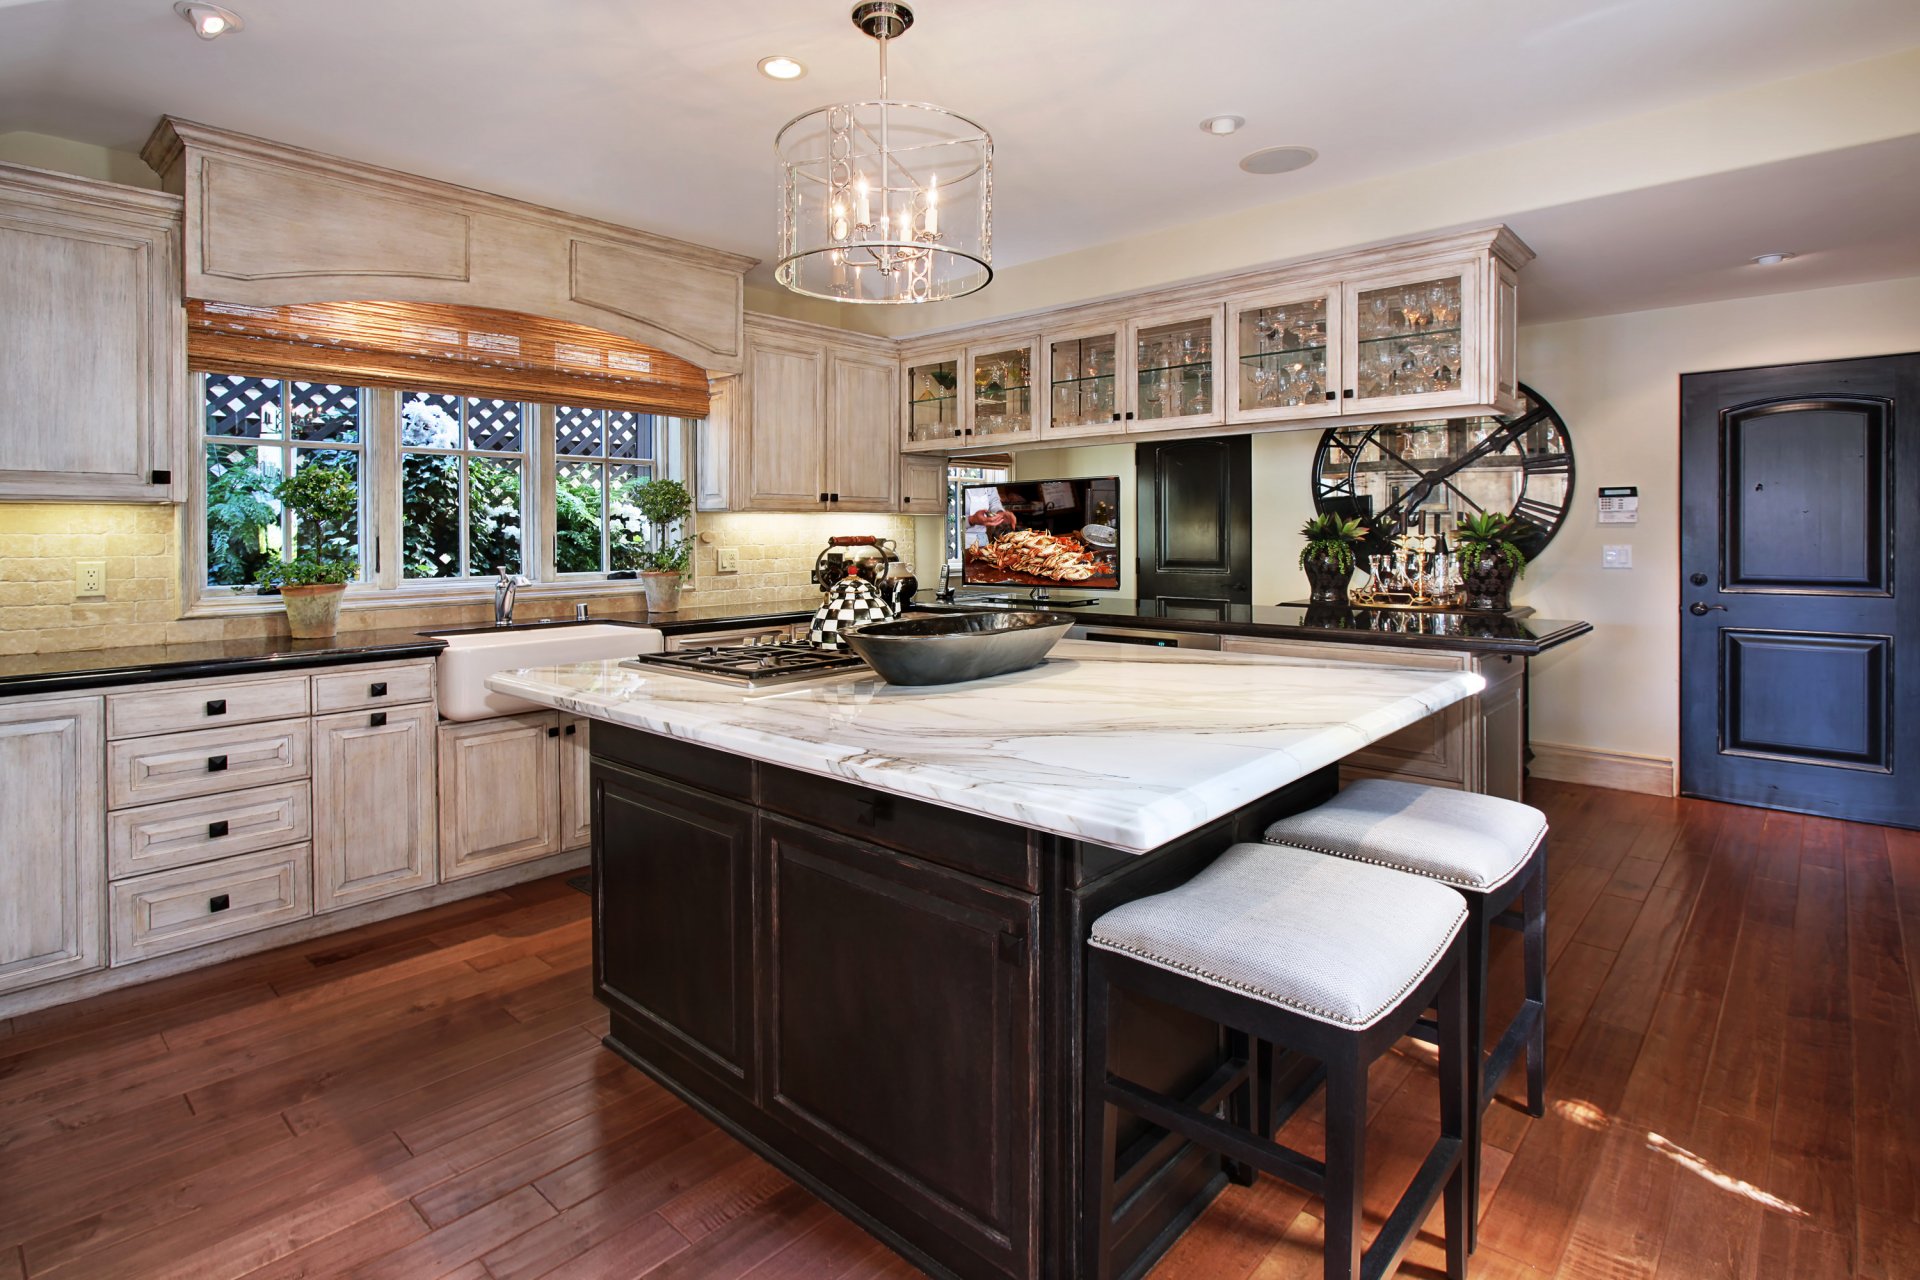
[1340, 263, 1480, 416]
[964, 339, 1040, 443]
[1223, 288, 1340, 425]
[1041, 326, 1121, 439]
[904, 352, 965, 451]
[1125, 304, 1224, 433]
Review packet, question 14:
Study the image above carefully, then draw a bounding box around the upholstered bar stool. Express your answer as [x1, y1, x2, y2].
[1084, 842, 1474, 1280]
[1265, 779, 1549, 1244]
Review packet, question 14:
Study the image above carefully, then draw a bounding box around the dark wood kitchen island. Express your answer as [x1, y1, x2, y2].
[489, 643, 1483, 1279]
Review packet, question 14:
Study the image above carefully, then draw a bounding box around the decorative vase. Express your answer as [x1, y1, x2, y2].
[279, 583, 346, 639]
[639, 571, 683, 613]
[1462, 551, 1517, 612]
[1301, 551, 1354, 605]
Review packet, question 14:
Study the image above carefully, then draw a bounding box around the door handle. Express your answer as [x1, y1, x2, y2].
[1688, 602, 1728, 616]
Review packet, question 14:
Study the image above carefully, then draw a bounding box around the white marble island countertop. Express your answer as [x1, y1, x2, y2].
[488, 641, 1483, 854]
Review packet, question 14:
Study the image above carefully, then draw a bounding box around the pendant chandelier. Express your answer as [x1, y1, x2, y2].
[775, 2, 993, 305]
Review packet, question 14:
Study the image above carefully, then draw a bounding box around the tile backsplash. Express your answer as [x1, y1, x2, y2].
[0, 504, 923, 655]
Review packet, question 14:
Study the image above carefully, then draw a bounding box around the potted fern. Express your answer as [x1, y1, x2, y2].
[1454, 512, 1530, 612]
[256, 461, 358, 638]
[1298, 512, 1368, 603]
[624, 477, 694, 613]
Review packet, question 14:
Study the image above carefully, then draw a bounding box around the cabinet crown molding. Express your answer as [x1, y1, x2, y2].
[0, 160, 183, 221]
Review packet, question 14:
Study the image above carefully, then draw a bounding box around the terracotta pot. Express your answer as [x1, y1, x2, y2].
[1461, 549, 1518, 612]
[279, 583, 347, 638]
[1301, 550, 1354, 604]
[639, 571, 683, 613]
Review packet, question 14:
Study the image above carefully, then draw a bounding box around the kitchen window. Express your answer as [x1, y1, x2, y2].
[191, 371, 696, 611]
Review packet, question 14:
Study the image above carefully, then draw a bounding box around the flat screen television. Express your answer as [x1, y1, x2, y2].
[960, 476, 1122, 594]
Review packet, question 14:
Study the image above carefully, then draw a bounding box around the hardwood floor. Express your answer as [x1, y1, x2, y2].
[2, 781, 1915, 1278]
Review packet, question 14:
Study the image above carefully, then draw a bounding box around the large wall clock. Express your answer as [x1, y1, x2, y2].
[1310, 383, 1575, 561]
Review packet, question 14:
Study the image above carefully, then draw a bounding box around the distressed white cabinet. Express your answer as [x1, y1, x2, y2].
[740, 334, 829, 511]
[900, 454, 948, 514]
[313, 703, 438, 911]
[0, 698, 106, 995]
[0, 164, 184, 502]
[827, 350, 901, 510]
[437, 711, 563, 880]
[560, 715, 593, 853]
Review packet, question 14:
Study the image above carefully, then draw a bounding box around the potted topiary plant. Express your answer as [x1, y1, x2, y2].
[1298, 512, 1368, 604]
[256, 461, 359, 638]
[626, 477, 694, 613]
[1454, 512, 1530, 612]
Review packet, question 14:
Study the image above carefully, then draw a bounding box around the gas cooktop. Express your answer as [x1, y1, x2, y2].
[621, 640, 868, 689]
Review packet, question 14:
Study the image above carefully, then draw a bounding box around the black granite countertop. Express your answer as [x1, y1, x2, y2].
[922, 595, 1591, 655]
[0, 628, 451, 698]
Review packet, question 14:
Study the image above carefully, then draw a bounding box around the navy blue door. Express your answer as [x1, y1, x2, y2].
[1679, 353, 1918, 828]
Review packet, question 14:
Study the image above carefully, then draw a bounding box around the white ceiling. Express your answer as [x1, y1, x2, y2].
[3, 0, 1919, 318]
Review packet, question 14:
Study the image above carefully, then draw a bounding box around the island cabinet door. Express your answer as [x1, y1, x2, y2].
[760, 816, 1040, 1279]
[593, 761, 759, 1100]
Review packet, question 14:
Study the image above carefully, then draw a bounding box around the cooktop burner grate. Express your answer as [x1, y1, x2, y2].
[620, 641, 868, 689]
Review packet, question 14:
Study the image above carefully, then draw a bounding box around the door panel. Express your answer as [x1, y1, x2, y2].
[1680, 353, 1918, 827]
[1135, 436, 1252, 607]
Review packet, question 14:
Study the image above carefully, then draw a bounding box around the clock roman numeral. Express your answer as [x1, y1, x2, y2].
[1522, 451, 1571, 474]
[1512, 498, 1563, 530]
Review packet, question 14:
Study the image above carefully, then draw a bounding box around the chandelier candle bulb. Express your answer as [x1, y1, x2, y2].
[926, 178, 939, 236]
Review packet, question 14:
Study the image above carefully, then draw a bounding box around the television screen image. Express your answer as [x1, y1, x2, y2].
[960, 477, 1121, 591]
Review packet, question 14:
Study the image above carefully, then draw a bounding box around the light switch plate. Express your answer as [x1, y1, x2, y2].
[75, 560, 106, 598]
[716, 546, 740, 573]
[1602, 545, 1632, 570]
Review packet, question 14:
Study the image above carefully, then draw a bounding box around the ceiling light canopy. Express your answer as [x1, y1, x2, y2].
[1200, 115, 1246, 136]
[173, 1, 242, 39]
[1239, 145, 1318, 176]
[1751, 251, 1796, 266]
[776, 2, 993, 305]
[758, 55, 806, 80]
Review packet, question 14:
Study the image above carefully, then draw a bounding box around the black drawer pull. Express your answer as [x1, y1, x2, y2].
[370, 712, 387, 727]
[1342, 388, 1355, 398]
[206, 755, 228, 773]
[208, 819, 229, 839]
[547, 726, 561, 738]
[206, 699, 227, 716]
[564, 723, 577, 736]
[370, 682, 388, 697]
[819, 492, 829, 503]
[1324, 391, 1337, 402]
[208, 894, 230, 913]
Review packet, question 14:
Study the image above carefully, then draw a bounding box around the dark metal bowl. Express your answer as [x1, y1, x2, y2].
[843, 610, 1074, 686]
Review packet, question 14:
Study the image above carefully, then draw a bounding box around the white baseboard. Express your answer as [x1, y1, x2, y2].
[1528, 741, 1677, 797]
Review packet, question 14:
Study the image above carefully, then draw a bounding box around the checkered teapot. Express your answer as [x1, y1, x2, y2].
[807, 565, 897, 649]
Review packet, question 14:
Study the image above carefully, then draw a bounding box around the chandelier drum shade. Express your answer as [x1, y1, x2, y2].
[775, 2, 993, 305]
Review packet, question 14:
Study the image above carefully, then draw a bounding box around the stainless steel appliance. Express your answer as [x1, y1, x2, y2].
[621, 640, 868, 690]
[812, 535, 899, 589]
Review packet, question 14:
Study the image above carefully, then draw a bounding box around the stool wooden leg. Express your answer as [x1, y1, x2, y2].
[1322, 1042, 1367, 1280]
[1465, 904, 1489, 1234]
[1083, 956, 1119, 1280]
[1224, 1027, 1257, 1186]
[1437, 940, 1472, 1278]
[1524, 848, 1549, 1117]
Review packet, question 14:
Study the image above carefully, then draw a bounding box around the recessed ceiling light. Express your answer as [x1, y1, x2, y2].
[173, 2, 242, 38]
[758, 55, 806, 80]
[1199, 115, 1246, 136]
[1751, 251, 1796, 266]
[1239, 145, 1318, 176]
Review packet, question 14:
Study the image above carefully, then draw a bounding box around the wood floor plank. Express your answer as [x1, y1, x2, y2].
[634, 1183, 835, 1280]
[343, 1184, 556, 1280]
[1856, 1204, 1920, 1280]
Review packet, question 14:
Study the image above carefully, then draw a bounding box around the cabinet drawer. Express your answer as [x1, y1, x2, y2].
[108, 720, 311, 809]
[108, 676, 310, 740]
[109, 844, 313, 965]
[311, 662, 435, 714]
[109, 781, 311, 878]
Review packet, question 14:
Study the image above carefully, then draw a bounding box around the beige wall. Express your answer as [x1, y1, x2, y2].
[1019, 274, 1920, 774]
[691, 512, 918, 608]
[0, 132, 161, 189]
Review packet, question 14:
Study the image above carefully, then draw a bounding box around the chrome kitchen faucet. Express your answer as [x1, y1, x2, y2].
[494, 565, 530, 625]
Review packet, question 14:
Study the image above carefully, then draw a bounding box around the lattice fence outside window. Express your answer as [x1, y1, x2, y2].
[553, 406, 659, 574]
[400, 393, 529, 580]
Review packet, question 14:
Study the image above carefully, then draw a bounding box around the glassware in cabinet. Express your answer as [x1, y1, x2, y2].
[1225, 290, 1338, 423]
[1042, 328, 1120, 437]
[1341, 267, 1478, 412]
[1126, 306, 1223, 431]
[965, 340, 1039, 441]
[904, 355, 964, 448]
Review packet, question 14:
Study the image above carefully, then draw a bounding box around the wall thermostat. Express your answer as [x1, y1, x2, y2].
[1597, 486, 1639, 524]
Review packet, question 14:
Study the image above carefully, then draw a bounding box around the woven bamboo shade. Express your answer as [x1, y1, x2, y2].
[187, 300, 712, 417]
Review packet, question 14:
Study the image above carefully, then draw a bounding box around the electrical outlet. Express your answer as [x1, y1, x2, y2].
[75, 560, 106, 598]
[717, 546, 740, 573]
[1602, 545, 1632, 570]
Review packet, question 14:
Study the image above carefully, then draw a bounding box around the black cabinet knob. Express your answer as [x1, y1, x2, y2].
[1342, 388, 1355, 398]
[370, 682, 387, 697]
[208, 819, 229, 839]
[564, 723, 577, 736]
[206, 755, 228, 773]
[208, 894, 230, 913]
[1112, 412, 1122, 421]
[819, 492, 829, 503]
[830, 493, 840, 503]
[902, 496, 912, 504]
[205, 699, 226, 716]
[1124, 411, 1135, 420]
[1324, 391, 1337, 402]
[370, 712, 387, 727]
[547, 726, 561, 738]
